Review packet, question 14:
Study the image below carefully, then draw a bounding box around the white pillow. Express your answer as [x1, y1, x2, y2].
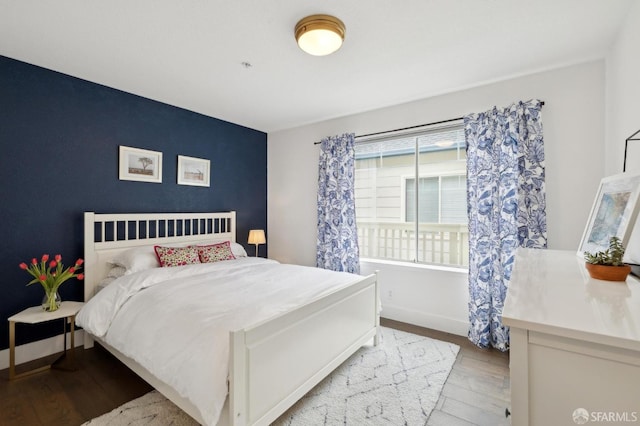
[106, 265, 126, 278]
[229, 242, 248, 257]
[108, 246, 159, 274]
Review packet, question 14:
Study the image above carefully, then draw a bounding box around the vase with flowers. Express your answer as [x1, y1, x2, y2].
[19, 254, 84, 312]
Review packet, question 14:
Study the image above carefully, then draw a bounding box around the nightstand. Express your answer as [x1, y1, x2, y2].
[8, 301, 84, 380]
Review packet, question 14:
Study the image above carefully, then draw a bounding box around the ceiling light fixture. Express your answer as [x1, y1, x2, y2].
[295, 14, 346, 56]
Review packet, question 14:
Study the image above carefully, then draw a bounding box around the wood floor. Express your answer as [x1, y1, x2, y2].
[0, 345, 152, 426]
[0, 319, 510, 426]
[383, 319, 511, 426]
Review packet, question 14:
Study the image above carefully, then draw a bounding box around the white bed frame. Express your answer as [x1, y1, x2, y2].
[83, 211, 379, 426]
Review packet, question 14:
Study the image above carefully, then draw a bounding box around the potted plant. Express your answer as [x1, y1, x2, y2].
[584, 236, 632, 281]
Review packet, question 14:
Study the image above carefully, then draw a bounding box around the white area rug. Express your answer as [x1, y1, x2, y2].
[83, 327, 459, 426]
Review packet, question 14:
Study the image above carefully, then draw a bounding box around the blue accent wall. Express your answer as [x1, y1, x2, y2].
[0, 55, 267, 350]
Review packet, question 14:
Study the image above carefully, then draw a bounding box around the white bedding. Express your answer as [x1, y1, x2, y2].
[76, 257, 362, 426]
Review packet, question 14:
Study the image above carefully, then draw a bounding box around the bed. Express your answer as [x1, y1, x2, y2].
[78, 211, 379, 426]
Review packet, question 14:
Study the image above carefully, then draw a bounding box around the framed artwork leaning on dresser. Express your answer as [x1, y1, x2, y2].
[578, 172, 640, 258]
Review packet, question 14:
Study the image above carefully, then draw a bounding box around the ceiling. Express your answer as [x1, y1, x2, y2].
[0, 1, 633, 133]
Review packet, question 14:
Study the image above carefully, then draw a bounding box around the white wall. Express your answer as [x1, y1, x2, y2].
[606, 1, 640, 268]
[606, 1, 640, 175]
[268, 61, 605, 336]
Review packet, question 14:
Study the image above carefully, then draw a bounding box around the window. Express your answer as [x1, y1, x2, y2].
[405, 175, 466, 223]
[355, 123, 468, 267]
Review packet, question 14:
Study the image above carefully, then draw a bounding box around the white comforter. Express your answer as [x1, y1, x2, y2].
[76, 257, 362, 426]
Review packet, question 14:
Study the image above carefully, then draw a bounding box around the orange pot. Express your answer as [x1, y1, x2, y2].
[585, 263, 631, 281]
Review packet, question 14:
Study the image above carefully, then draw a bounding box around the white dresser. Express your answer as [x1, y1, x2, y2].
[503, 248, 640, 426]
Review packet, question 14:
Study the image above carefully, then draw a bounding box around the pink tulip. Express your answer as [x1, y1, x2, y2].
[19, 262, 28, 270]
[39, 275, 46, 281]
[76, 273, 84, 280]
[49, 260, 57, 268]
[69, 267, 75, 274]
[42, 254, 49, 262]
[55, 254, 62, 262]
[75, 259, 84, 266]
[31, 258, 37, 265]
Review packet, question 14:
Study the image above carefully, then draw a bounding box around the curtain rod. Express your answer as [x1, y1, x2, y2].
[313, 101, 545, 145]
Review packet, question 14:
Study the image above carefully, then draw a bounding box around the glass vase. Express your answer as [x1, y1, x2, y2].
[42, 290, 61, 312]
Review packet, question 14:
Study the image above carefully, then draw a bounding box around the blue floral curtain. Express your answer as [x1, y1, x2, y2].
[465, 99, 546, 351]
[317, 133, 360, 274]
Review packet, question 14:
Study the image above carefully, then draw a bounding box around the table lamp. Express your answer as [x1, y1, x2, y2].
[248, 229, 266, 257]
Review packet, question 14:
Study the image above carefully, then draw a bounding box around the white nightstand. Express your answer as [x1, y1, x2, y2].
[8, 301, 84, 380]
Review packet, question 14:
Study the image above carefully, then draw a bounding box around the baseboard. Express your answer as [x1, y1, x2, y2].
[381, 304, 469, 337]
[0, 330, 85, 371]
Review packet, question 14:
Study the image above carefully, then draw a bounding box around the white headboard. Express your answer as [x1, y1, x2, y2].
[83, 211, 236, 302]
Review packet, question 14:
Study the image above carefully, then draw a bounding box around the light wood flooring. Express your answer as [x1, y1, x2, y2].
[383, 319, 511, 426]
[0, 319, 510, 426]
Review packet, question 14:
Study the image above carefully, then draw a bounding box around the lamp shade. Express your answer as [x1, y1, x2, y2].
[295, 14, 345, 56]
[248, 229, 266, 245]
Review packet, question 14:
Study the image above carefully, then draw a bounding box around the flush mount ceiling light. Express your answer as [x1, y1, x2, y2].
[295, 14, 346, 56]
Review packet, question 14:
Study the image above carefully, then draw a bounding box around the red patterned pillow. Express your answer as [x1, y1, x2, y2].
[154, 246, 201, 267]
[197, 241, 236, 263]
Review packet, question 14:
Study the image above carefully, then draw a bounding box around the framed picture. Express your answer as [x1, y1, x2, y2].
[177, 155, 210, 187]
[578, 172, 640, 257]
[119, 146, 163, 183]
